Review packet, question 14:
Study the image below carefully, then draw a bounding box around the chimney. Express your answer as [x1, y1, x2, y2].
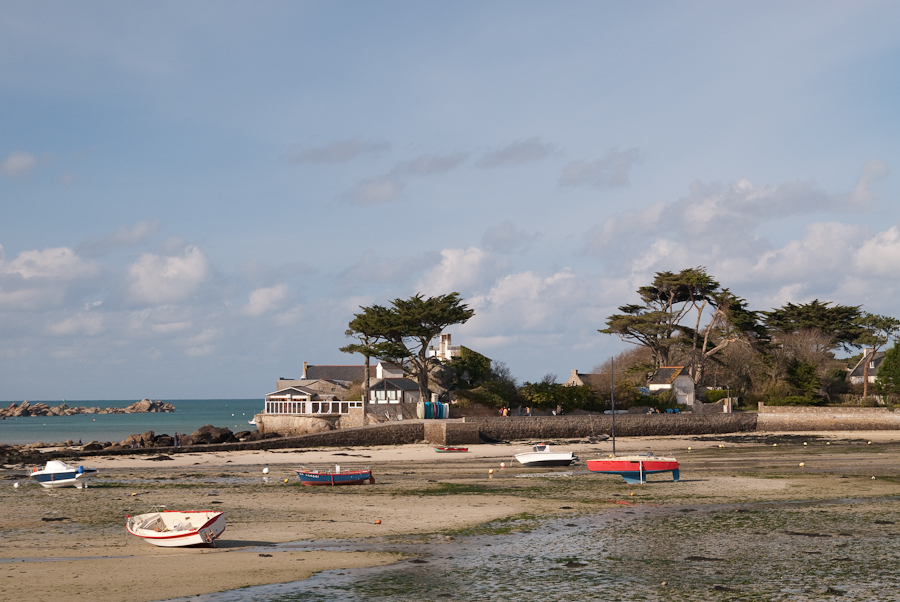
[302, 362, 308, 379]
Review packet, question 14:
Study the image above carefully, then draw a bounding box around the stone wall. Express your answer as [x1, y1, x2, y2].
[757, 403, 900, 431]
[423, 421, 481, 445]
[466, 414, 758, 440]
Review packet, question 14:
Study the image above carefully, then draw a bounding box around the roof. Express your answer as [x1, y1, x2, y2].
[574, 373, 606, 388]
[648, 366, 687, 385]
[849, 351, 887, 378]
[266, 386, 319, 397]
[305, 365, 376, 382]
[368, 378, 420, 391]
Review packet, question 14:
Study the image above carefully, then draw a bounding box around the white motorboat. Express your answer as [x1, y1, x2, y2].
[514, 443, 577, 467]
[126, 509, 226, 548]
[30, 460, 99, 489]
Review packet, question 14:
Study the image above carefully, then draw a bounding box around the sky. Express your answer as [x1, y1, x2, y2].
[2, 1, 899, 400]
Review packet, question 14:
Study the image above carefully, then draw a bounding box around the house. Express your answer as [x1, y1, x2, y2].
[849, 349, 887, 385]
[367, 378, 422, 404]
[263, 386, 363, 416]
[564, 370, 606, 389]
[429, 333, 461, 361]
[647, 366, 695, 404]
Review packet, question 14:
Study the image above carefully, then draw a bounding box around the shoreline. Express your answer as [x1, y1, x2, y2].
[3, 432, 900, 601]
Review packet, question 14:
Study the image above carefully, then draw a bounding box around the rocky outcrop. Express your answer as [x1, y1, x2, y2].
[0, 399, 175, 418]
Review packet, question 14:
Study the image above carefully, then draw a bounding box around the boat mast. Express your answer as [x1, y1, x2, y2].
[610, 356, 616, 457]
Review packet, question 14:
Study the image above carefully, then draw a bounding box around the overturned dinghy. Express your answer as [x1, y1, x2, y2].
[30, 460, 99, 489]
[126, 509, 226, 547]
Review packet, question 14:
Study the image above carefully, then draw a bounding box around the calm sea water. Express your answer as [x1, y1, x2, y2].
[0, 399, 263, 445]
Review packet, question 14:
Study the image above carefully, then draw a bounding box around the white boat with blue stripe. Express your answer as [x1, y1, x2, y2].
[30, 460, 99, 489]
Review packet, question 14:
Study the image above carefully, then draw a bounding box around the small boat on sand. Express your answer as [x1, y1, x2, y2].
[587, 454, 680, 484]
[30, 460, 99, 489]
[433, 446, 468, 453]
[514, 443, 577, 467]
[126, 509, 226, 547]
[296, 466, 374, 486]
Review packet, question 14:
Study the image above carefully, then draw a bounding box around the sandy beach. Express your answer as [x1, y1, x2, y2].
[3, 431, 900, 602]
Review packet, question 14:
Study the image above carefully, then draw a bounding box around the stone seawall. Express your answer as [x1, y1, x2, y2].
[757, 404, 900, 431]
[468, 414, 758, 440]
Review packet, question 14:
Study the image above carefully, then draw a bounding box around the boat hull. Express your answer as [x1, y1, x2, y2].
[514, 453, 576, 467]
[126, 511, 226, 548]
[434, 446, 468, 453]
[296, 470, 374, 486]
[587, 457, 679, 484]
[31, 462, 99, 489]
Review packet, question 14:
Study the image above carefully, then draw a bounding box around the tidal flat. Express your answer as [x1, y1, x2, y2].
[1, 433, 899, 602]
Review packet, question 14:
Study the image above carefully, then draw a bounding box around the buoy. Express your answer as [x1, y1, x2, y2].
[803, 442, 808, 446]
[799, 462, 804, 467]
[773, 443, 778, 447]
[872, 476, 876, 480]
[868, 441, 872, 445]
[718, 444, 724, 448]
[263, 467, 269, 474]
[500, 462, 505, 469]
[687, 447, 692, 451]
[826, 442, 830, 445]
[630, 492, 635, 496]
[488, 469, 494, 474]
[13, 482, 19, 488]
[375, 519, 381, 524]
[284, 478, 288, 483]
[131, 493, 138, 496]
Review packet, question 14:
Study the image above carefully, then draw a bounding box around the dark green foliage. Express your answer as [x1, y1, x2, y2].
[447, 346, 492, 389]
[704, 389, 730, 403]
[785, 360, 821, 397]
[762, 300, 862, 352]
[518, 382, 596, 412]
[340, 293, 474, 399]
[766, 396, 820, 406]
[876, 342, 900, 395]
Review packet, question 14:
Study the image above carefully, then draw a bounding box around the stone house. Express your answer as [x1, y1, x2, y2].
[564, 370, 605, 389]
[647, 366, 695, 405]
[848, 349, 886, 385]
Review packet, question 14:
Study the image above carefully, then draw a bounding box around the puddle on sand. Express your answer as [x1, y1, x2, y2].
[157, 498, 900, 602]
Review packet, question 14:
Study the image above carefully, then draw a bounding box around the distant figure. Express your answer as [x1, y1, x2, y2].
[525, 406, 532, 417]
[517, 405, 522, 416]
[556, 404, 564, 416]
[78, 438, 82, 446]
[502, 407, 509, 417]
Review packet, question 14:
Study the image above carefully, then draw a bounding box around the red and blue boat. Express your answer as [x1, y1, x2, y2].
[296, 466, 374, 486]
[433, 446, 468, 453]
[586, 454, 679, 484]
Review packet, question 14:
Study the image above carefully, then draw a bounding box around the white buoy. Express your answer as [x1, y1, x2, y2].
[13, 482, 19, 488]
[799, 462, 804, 467]
[263, 467, 269, 474]
[500, 462, 506, 469]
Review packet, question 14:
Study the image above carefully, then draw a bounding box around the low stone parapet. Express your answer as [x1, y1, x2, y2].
[757, 403, 900, 431]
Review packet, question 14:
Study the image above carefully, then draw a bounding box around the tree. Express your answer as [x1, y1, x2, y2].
[876, 340, 900, 395]
[599, 267, 763, 384]
[447, 346, 492, 389]
[340, 293, 474, 400]
[761, 300, 862, 354]
[854, 313, 900, 397]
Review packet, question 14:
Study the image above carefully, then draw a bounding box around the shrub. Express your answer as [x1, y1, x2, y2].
[767, 396, 820, 407]
[704, 389, 730, 403]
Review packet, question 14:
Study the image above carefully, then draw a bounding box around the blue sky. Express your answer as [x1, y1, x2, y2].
[2, 2, 899, 400]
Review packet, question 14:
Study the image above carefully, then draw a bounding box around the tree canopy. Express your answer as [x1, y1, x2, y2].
[761, 300, 862, 353]
[876, 341, 900, 395]
[340, 293, 474, 399]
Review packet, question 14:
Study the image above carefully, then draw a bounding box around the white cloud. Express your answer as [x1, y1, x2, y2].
[242, 284, 288, 316]
[559, 148, 642, 188]
[47, 312, 104, 336]
[849, 159, 889, 208]
[1, 245, 101, 280]
[291, 139, 388, 163]
[477, 138, 554, 168]
[342, 176, 403, 204]
[416, 247, 509, 296]
[126, 245, 210, 304]
[1, 151, 38, 177]
[854, 225, 900, 276]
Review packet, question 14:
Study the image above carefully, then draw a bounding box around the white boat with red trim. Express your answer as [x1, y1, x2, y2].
[126, 509, 226, 547]
[30, 460, 99, 489]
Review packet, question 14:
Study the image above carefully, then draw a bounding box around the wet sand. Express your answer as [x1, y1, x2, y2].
[2, 432, 899, 602]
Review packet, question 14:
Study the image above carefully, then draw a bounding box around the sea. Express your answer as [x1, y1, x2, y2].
[0, 399, 263, 445]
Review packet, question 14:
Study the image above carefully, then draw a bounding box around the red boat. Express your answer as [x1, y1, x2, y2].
[586, 454, 679, 484]
[433, 446, 468, 453]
